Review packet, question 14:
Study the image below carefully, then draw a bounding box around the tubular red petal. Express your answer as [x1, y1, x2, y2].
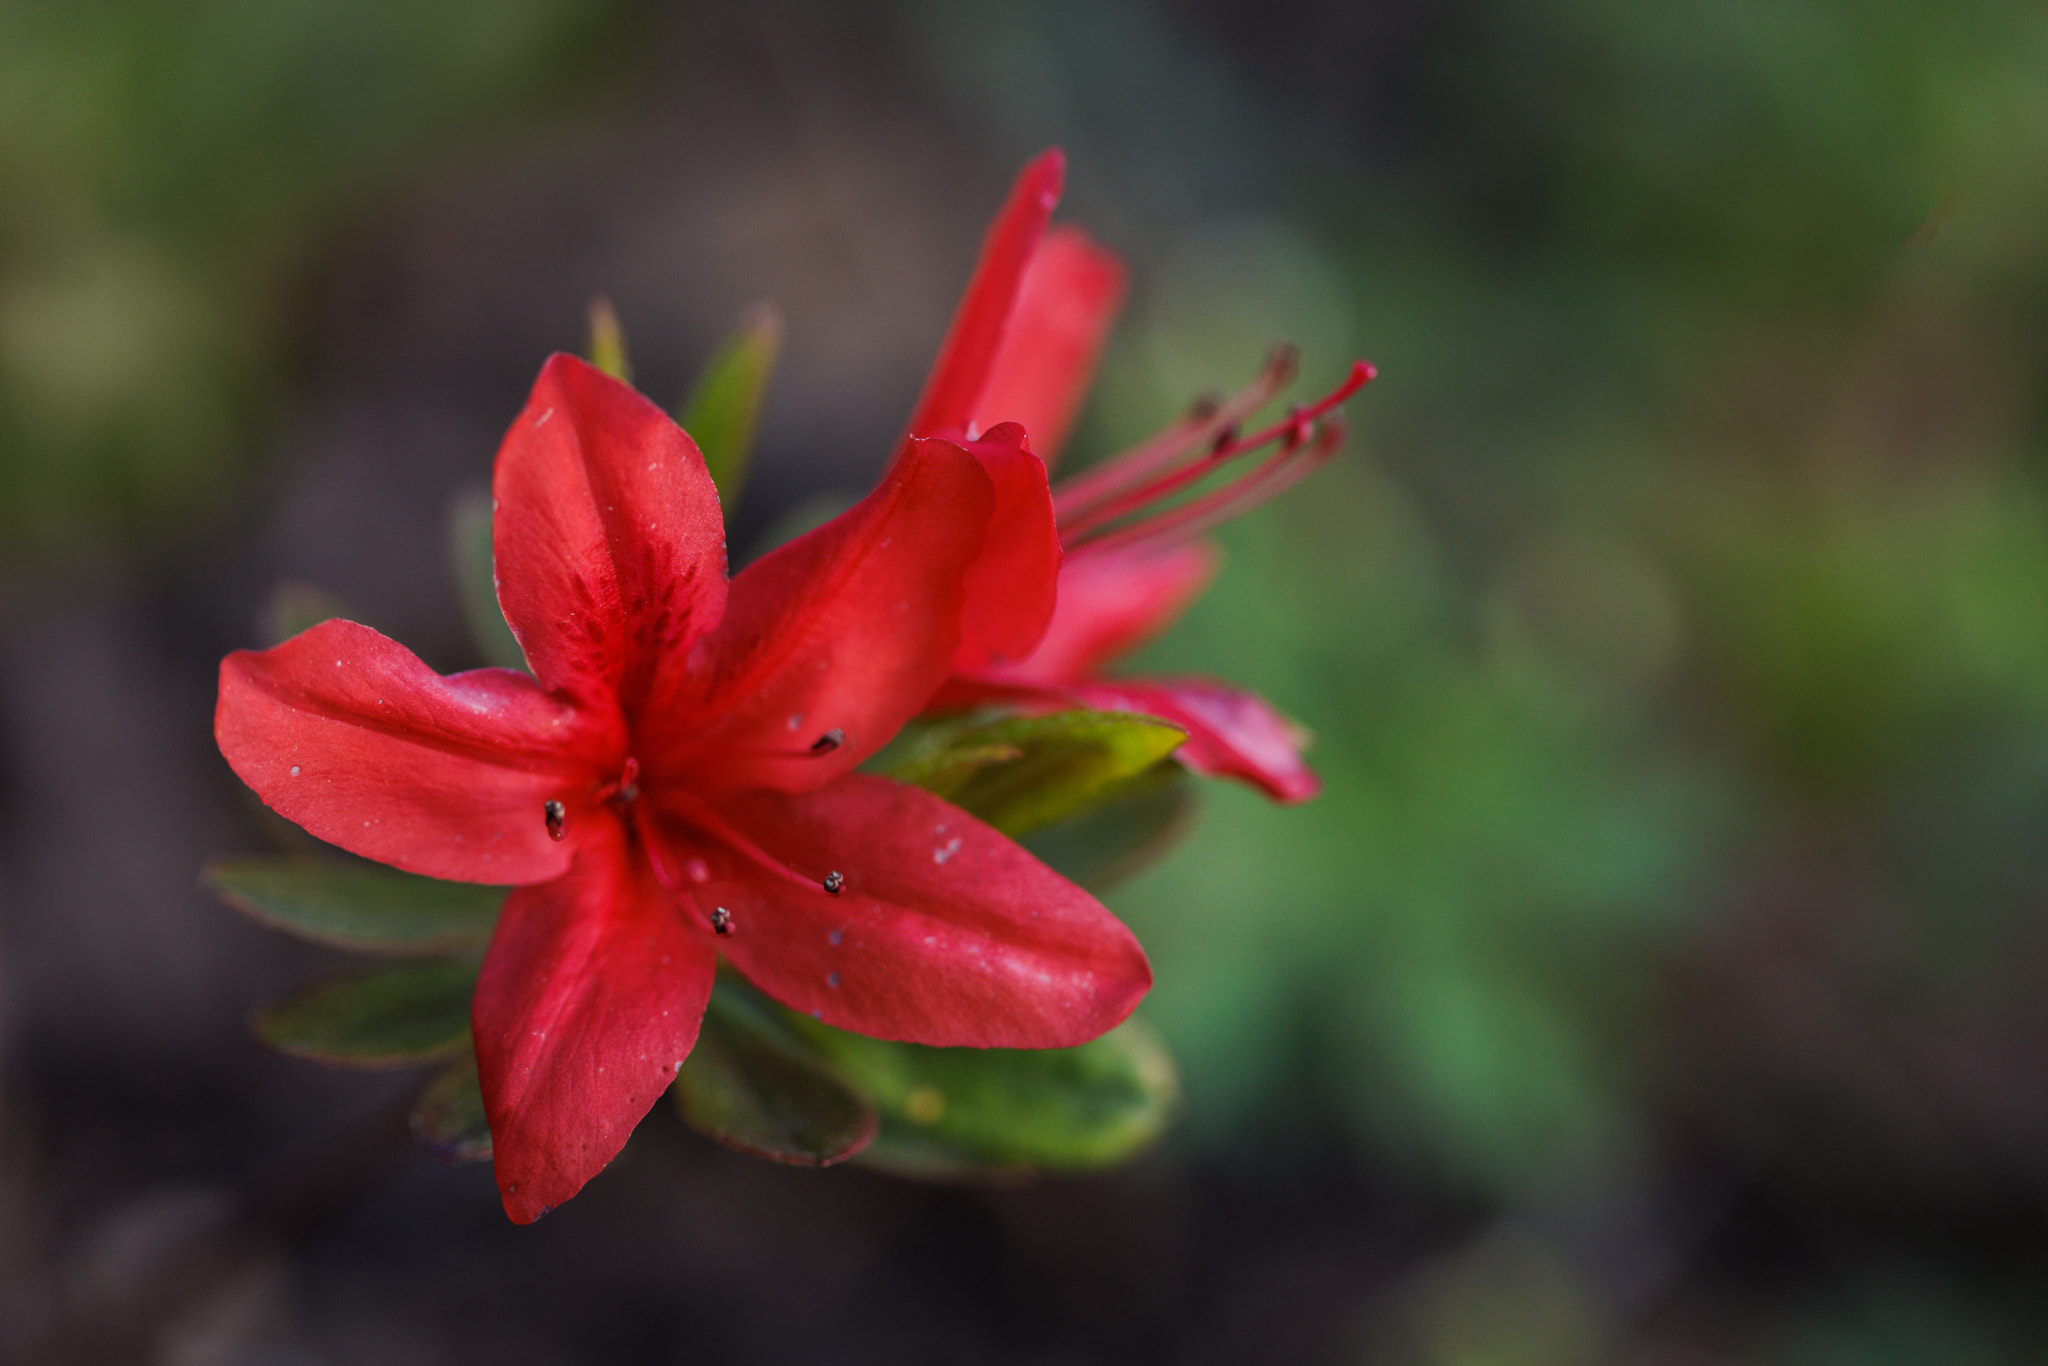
[902, 149, 1066, 445]
[703, 775, 1151, 1048]
[989, 541, 1219, 686]
[1070, 678, 1321, 803]
[649, 437, 994, 794]
[473, 821, 717, 1224]
[215, 619, 609, 883]
[970, 226, 1126, 469]
[493, 353, 728, 714]
[952, 422, 1063, 673]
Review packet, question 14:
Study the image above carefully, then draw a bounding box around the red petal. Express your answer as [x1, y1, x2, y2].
[992, 541, 1218, 686]
[902, 150, 1065, 444]
[493, 354, 727, 712]
[952, 423, 1063, 673]
[215, 619, 609, 883]
[699, 774, 1150, 1048]
[1071, 677, 1321, 803]
[473, 818, 716, 1223]
[648, 438, 994, 794]
[971, 226, 1126, 469]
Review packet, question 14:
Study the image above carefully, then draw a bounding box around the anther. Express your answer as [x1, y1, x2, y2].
[543, 800, 568, 841]
[711, 906, 732, 936]
[1265, 340, 1302, 385]
[809, 728, 845, 756]
[822, 870, 845, 895]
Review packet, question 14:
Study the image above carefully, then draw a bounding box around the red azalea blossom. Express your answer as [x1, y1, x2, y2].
[908, 150, 1376, 802]
[215, 356, 1150, 1222]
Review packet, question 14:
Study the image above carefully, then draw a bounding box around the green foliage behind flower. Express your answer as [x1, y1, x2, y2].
[0, 0, 624, 557]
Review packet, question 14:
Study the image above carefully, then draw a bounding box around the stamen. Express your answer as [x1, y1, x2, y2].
[711, 906, 733, 936]
[593, 756, 642, 807]
[823, 870, 845, 895]
[543, 800, 568, 841]
[1052, 343, 1301, 522]
[664, 791, 830, 895]
[634, 805, 682, 890]
[1076, 414, 1348, 557]
[1057, 360, 1372, 547]
[728, 728, 851, 762]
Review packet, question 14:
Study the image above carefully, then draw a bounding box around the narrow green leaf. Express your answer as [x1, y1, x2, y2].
[262, 580, 353, 646]
[878, 710, 1187, 837]
[254, 958, 477, 1069]
[1020, 760, 1199, 892]
[412, 1053, 493, 1163]
[884, 740, 1023, 793]
[680, 304, 781, 507]
[785, 1007, 1179, 1177]
[448, 485, 528, 671]
[586, 295, 631, 382]
[674, 978, 877, 1165]
[205, 856, 504, 955]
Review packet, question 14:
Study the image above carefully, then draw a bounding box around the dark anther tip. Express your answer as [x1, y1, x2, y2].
[543, 800, 568, 841]
[822, 870, 845, 895]
[809, 728, 846, 756]
[711, 906, 733, 936]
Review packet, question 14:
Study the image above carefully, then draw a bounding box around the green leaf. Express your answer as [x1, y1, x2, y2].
[878, 710, 1188, 837]
[673, 977, 877, 1165]
[679, 304, 781, 508]
[254, 958, 477, 1069]
[411, 1053, 493, 1163]
[448, 485, 528, 671]
[586, 295, 631, 382]
[204, 856, 504, 955]
[262, 580, 353, 645]
[1020, 759, 1199, 892]
[786, 1009, 1179, 1177]
[884, 740, 1024, 792]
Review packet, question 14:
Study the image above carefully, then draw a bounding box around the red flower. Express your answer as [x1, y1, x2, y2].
[907, 151, 1375, 802]
[216, 356, 1150, 1222]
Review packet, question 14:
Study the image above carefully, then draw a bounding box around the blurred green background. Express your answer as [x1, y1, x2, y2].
[5, 1, 2048, 1362]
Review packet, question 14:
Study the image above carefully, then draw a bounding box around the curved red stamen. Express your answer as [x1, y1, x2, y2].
[658, 790, 826, 895]
[1073, 414, 1348, 556]
[1051, 344, 1299, 520]
[1056, 359, 1373, 545]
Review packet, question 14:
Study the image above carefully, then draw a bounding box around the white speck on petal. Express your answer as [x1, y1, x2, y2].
[289, 766, 300, 776]
[933, 837, 962, 865]
[536, 407, 554, 427]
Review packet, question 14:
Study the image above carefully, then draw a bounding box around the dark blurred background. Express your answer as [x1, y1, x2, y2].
[5, 1, 2048, 1361]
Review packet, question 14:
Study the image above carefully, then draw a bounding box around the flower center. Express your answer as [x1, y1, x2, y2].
[540, 756, 642, 844]
[597, 755, 642, 810]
